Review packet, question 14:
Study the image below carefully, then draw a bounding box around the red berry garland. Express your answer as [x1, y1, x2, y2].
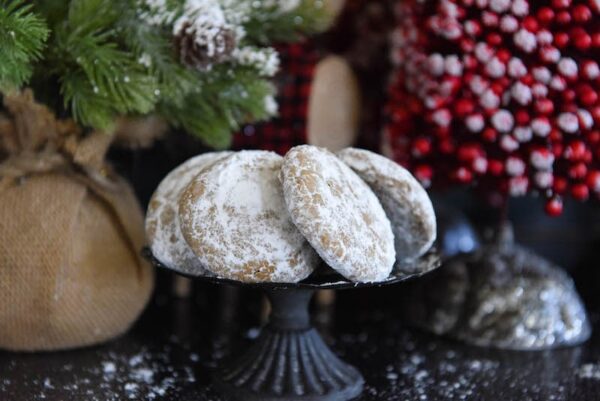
[384, 0, 600, 215]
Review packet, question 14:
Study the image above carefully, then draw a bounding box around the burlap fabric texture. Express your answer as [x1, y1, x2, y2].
[0, 90, 154, 351]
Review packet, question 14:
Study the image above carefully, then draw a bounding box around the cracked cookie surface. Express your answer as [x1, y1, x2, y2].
[338, 148, 436, 266]
[146, 152, 232, 275]
[179, 150, 318, 283]
[281, 145, 395, 282]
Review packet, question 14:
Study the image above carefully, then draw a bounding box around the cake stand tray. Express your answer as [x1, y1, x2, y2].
[144, 248, 440, 401]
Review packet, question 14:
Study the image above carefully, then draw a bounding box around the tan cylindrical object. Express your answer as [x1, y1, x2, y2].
[307, 55, 361, 152]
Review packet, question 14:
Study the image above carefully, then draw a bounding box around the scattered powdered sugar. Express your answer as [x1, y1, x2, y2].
[578, 364, 600, 380]
[0, 317, 594, 400]
[0, 340, 201, 401]
[335, 322, 576, 401]
[96, 349, 194, 400]
[129, 354, 144, 367]
[102, 361, 116, 374]
[124, 382, 139, 398]
[132, 367, 154, 384]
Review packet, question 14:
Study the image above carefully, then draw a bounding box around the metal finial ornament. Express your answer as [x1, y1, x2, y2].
[144, 248, 440, 401]
[400, 224, 591, 351]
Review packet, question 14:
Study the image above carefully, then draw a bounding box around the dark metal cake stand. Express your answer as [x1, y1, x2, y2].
[144, 249, 440, 401]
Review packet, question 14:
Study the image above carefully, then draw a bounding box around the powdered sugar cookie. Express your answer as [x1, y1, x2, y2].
[145, 152, 232, 275]
[280, 145, 395, 282]
[179, 150, 318, 283]
[338, 148, 436, 264]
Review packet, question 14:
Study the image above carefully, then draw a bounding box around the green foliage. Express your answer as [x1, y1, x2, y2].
[49, 0, 157, 129]
[0, 1, 49, 91]
[0, 0, 329, 147]
[161, 65, 274, 149]
[243, 0, 332, 45]
[115, 4, 197, 100]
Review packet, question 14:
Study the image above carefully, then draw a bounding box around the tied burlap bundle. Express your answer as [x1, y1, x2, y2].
[0, 90, 154, 351]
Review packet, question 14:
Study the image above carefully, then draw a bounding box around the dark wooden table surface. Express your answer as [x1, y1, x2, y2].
[1, 280, 599, 401]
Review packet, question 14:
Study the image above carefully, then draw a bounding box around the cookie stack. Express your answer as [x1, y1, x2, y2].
[145, 145, 436, 283]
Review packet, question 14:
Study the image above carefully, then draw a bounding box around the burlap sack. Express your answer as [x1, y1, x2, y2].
[0, 91, 154, 351]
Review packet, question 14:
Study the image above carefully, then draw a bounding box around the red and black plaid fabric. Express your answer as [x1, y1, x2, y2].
[232, 41, 319, 155]
[324, 0, 394, 152]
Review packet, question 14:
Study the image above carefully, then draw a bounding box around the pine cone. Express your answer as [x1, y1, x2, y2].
[174, 21, 236, 70]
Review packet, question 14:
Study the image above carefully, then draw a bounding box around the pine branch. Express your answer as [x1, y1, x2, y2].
[50, 0, 158, 130]
[160, 65, 274, 148]
[0, 0, 49, 91]
[0, 0, 327, 148]
[242, 0, 331, 45]
[115, 4, 198, 99]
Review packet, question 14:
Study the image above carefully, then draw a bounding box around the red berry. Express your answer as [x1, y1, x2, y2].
[491, 81, 505, 94]
[463, 55, 478, 69]
[545, 197, 563, 216]
[520, 73, 534, 86]
[552, 0, 571, 8]
[578, 85, 598, 106]
[464, 19, 482, 36]
[587, 130, 600, 144]
[564, 141, 587, 160]
[593, 32, 600, 47]
[552, 141, 564, 156]
[522, 16, 539, 32]
[515, 109, 531, 124]
[569, 162, 588, 179]
[587, 170, 600, 192]
[554, 32, 570, 47]
[434, 126, 451, 138]
[414, 165, 433, 184]
[488, 159, 504, 175]
[592, 106, 600, 123]
[487, 33, 502, 46]
[572, 5, 592, 22]
[573, 32, 592, 50]
[562, 89, 576, 103]
[458, 143, 482, 161]
[412, 138, 432, 157]
[496, 49, 511, 63]
[556, 10, 572, 24]
[454, 167, 473, 183]
[535, 99, 554, 114]
[537, 7, 555, 23]
[563, 103, 577, 113]
[553, 177, 568, 194]
[581, 60, 600, 79]
[454, 98, 475, 116]
[571, 184, 589, 201]
[461, 38, 475, 52]
[482, 127, 498, 142]
[439, 139, 455, 154]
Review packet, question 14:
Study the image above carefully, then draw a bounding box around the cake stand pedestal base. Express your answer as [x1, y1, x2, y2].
[213, 288, 364, 401]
